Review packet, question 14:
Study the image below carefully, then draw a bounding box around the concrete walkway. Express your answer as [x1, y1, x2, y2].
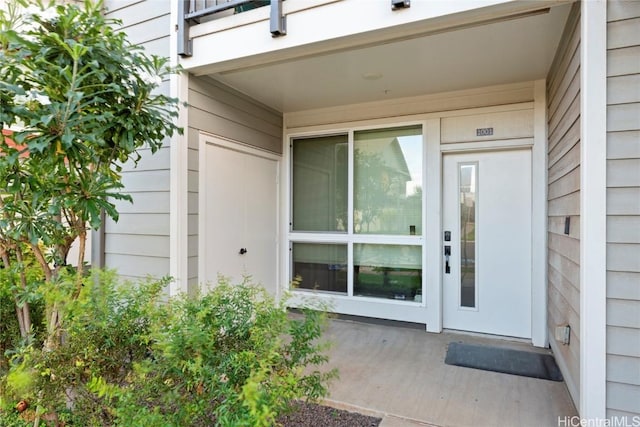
[320, 318, 578, 427]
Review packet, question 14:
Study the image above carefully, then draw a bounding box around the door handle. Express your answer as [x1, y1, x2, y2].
[239, 248, 247, 255]
[444, 245, 451, 274]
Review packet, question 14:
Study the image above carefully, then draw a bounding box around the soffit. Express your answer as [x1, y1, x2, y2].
[208, 3, 572, 113]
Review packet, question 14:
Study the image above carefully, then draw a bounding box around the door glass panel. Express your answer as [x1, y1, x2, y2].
[354, 244, 422, 301]
[292, 135, 348, 232]
[292, 243, 347, 294]
[459, 163, 477, 308]
[354, 126, 422, 235]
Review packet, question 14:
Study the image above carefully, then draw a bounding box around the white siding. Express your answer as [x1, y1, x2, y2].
[187, 75, 283, 288]
[606, 0, 640, 419]
[102, 0, 172, 282]
[546, 2, 581, 406]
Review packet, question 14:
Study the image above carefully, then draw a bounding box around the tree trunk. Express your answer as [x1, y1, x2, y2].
[1, 249, 30, 339]
[26, 243, 61, 350]
[15, 247, 32, 337]
[72, 229, 86, 299]
[28, 243, 52, 283]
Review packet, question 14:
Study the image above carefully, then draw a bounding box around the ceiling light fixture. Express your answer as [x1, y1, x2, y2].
[391, 0, 410, 10]
[362, 72, 383, 80]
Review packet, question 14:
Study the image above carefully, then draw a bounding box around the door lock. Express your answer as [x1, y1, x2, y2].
[239, 248, 247, 255]
[444, 245, 451, 274]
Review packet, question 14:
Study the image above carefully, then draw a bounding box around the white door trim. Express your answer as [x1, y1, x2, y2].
[438, 98, 547, 346]
[198, 132, 281, 295]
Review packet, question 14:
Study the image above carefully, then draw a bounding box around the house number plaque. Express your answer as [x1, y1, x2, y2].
[476, 127, 494, 136]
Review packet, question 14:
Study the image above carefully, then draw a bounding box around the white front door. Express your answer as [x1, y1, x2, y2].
[203, 140, 279, 294]
[442, 149, 532, 338]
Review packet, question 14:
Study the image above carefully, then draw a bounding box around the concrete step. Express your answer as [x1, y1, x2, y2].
[322, 398, 439, 427]
[380, 414, 440, 427]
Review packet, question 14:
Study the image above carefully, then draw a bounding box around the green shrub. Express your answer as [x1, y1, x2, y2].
[0, 269, 162, 425]
[0, 282, 24, 374]
[0, 272, 336, 426]
[0, 408, 28, 427]
[0, 0, 182, 356]
[114, 277, 336, 427]
[0, 256, 45, 375]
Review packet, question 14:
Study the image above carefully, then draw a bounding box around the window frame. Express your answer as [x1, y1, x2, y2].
[288, 121, 426, 303]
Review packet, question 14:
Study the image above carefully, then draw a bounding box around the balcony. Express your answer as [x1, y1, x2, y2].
[178, 0, 285, 57]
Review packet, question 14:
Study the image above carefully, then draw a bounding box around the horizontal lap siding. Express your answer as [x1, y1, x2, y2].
[606, 1, 640, 419]
[286, 82, 535, 129]
[187, 75, 283, 288]
[103, 0, 172, 284]
[546, 3, 581, 406]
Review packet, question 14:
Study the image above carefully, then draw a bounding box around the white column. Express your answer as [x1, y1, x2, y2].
[532, 79, 548, 348]
[579, 0, 607, 419]
[170, 0, 190, 295]
[425, 118, 441, 332]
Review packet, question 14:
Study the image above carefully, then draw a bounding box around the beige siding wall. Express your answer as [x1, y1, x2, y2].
[285, 81, 535, 129]
[546, 3, 580, 405]
[102, 0, 172, 282]
[187, 75, 283, 289]
[606, 0, 640, 419]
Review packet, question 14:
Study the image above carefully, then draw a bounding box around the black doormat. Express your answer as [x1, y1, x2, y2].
[445, 342, 563, 381]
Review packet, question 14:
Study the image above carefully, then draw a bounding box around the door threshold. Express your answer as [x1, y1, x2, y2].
[444, 328, 535, 346]
[289, 309, 427, 330]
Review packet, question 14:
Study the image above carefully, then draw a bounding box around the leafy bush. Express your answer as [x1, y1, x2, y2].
[0, 0, 182, 349]
[116, 278, 335, 427]
[0, 272, 336, 426]
[0, 250, 45, 374]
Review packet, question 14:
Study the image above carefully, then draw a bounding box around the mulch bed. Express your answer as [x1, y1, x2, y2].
[2, 399, 382, 426]
[278, 401, 381, 427]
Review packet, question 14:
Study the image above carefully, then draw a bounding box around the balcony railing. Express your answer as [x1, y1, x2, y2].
[178, 0, 286, 57]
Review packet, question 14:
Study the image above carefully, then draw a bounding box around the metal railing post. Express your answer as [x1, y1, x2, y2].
[177, 0, 193, 57]
[270, 0, 286, 37]
[179, 0, 285, 56]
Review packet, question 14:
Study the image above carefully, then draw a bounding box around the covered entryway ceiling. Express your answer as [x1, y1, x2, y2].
[207, 3, 571, 113]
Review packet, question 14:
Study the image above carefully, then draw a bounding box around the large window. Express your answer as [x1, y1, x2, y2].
[290, 125, 423, 301]
[354, 244, 422, 301]
[292, 243, 347, 293]
[354, 127, 422, 235]
[292, 134, 347, 232]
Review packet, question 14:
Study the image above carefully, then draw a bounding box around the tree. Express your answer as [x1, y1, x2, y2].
[354, 150, 389, 233]
[0, 0, 182, 347]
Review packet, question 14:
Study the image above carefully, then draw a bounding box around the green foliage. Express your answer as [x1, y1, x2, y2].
[0, 0, 181, 260]
[0, 408, 29, 427]
[0, 273, 336, 426]
[0, 0, 180, 240]
[0, 0, 183, 368]
[115, 278, 336, 427]
[0, 249, 45, 372]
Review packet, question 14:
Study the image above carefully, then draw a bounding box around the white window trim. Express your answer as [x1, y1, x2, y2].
[286, 121, 429, 318]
